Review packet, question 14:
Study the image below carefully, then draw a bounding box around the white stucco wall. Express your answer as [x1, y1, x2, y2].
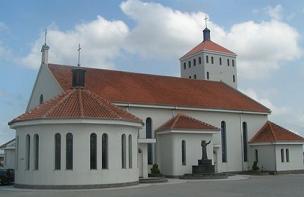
[26, 64, 63, 111]
[180, 51, 237, 88]
[275, 144, 304, 171]
[4, 149, 16, 169]
[14, 122, 139, 187]
[121, 105, 268, 173]
[157, 131, 214, 176]
[249, 145, 276, 171]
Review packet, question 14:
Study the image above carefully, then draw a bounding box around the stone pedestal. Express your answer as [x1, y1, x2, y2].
[192, 159, 215, 174]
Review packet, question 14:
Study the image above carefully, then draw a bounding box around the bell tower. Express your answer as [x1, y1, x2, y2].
[179, 18, 238, 89]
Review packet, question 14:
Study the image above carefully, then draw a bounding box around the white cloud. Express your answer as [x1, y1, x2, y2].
[22, 16, 129, 69]
[22, 1, 301, 80]
[267, 5, 283, 20]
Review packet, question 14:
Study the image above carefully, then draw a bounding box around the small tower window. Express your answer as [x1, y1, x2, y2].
[194, 74, 197, 79]
[206, 55, 209, 63]
[193, 59, 196, 66]
[188, 61, 191, 68]
[39, 94, 44, 104]
[183, 63, 186, 70]
[219, 57, 222, 65]
[211, 56, 214, 64]
[198, 57, 202, 64]
[233, 75, 236, 82]
[206, 72, 209, 80]
[227, 59, 230, 66]
[232, 59, 235, 67]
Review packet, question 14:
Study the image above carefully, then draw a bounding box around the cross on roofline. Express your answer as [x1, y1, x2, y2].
[204, 16, 208, 28]
[77, 43, 81, 67]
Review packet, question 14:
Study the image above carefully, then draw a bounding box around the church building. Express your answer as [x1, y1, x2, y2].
[8, 25, 304, 189]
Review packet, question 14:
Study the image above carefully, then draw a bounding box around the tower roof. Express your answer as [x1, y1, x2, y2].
[9, 88, 142, 125]
[249, 121, 304, 144]
[156, 113, 219, 132]
[181, 40, 236, 59]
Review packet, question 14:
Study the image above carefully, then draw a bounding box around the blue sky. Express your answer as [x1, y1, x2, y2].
[0, 0, 304, 144]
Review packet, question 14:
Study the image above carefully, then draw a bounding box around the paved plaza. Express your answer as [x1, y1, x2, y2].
[0, 174, 304, 197]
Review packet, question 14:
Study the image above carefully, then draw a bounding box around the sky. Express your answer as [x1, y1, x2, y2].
[0, 0, 304, 145]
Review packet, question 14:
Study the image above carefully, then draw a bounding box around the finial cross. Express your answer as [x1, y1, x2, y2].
[204, 16, 208, 28]
[77, 43, 81, 67]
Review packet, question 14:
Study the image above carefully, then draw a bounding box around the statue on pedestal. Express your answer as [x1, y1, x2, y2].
[201, 140, 211, 160]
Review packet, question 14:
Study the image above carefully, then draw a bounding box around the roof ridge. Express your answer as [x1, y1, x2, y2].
[268, 121, 277, 141]
[78, 89, 84, 118]
[85, 89, 124, 120]
[44, 90, 74, 118]
[170, 113, 181, 130]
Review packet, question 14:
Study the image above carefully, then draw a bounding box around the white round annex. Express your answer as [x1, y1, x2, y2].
[9, 68, 143, 189]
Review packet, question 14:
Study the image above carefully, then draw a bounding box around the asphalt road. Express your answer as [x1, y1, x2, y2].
[0, 174, 304, 197]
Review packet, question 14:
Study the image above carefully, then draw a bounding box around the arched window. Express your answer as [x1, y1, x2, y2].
[34, 134, 39, 170]
[194, 74, 197, 79]
[25, 134, 30, 170]
[182, 140, 186, 165]
[233, 75, 236, 82]
[183, 62, 186, 70]
[221, 121, 227, 162]
[54, 133, 61, 170]
[102, 133, 108, 169]
[286, 149, 289, 162]
[242, 122, 248, 162]
[129, 135, 132, 168]
[207, 72, 210, 80]
[146, 118, 153, 165]
[198, 57, 202, 64]
[39, 94, 44, 104]
[206, 55, 209, 63]
[219, 57, 222, 65]
[66, 133, 73, 170]
[211, 56, 214, 64]
[121, 134, 126, 169]
[90, 133, 97, 170]
[227, 59, 230, 66]
[193, 58, 196, 66]
[281, 149, 284, 162]
[232, 59, 235, 67]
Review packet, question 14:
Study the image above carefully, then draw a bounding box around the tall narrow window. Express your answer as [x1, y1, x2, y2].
[182, 140, 186, 165]
[102, 133, 108, 169]
[211, 56, 214, 64]
[188, 61, 191, 68]
[281, 148, 284, 162]
[34, 134, 39, 170]
[54, 133, 61, 170]
[242, 122, 248, 162]
[129, 135, 132, 168]
[207, 72, 210, 80]
[39, 94, 44, 104]
[193, 59, 196, 66]
[286, 149, 289, 162]
[255, 149, 258, 162]
[232, 59, 235, 67]
[221, 121, 227, 162]
[183, 63, 186, 70]
[219, 57, 222, 65]
[121, 134, 126, 168]
[146, 118, 153, 164]
[66, 133, 73, 170]
[206, 55, 209, 63]
[227, 59, 230, 66]
[25, 134, 30, 170]
[233, 75, 236, 82]
[194, 74, 197, 79]
[198, 57, 202, 64]
[90, 133, 97, 170]
[16, 136, 19, 169]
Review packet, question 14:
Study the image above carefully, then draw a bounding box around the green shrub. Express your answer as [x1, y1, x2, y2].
[252, 161, 260, 171]
[151, 164, 160, 175]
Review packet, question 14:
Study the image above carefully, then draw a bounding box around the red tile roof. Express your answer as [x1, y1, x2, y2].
[9, 88, 142, 125]
[249, 121, 304, 143]
[48, 64, 271, 114]
[156, 113, 219, 132]
[181, 40, 236, 59]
